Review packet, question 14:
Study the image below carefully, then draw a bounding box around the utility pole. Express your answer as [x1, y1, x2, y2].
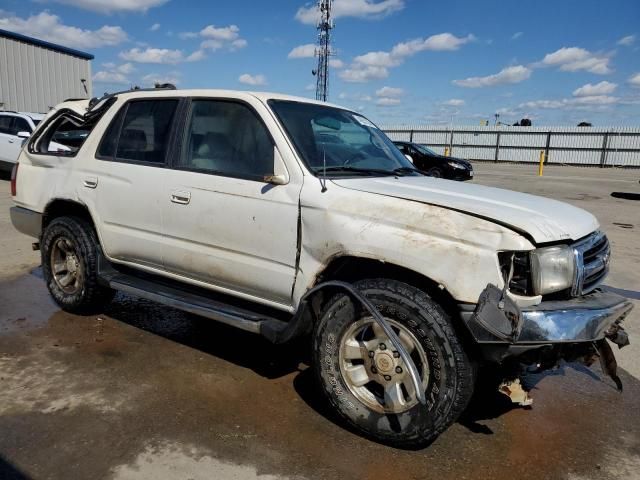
[313, 0, 333, 102]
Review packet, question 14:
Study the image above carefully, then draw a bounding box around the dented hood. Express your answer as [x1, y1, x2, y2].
[331, 176, 599, 244]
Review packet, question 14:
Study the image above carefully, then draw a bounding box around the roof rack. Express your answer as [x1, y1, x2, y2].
[87, 84, 177, 111]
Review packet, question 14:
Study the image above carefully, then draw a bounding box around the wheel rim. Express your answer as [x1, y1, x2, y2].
[339, 318, 430, 414]
[50, 237, 83, 294]
[429, 168, 441, 178]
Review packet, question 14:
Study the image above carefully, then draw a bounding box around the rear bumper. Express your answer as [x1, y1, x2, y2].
[461, 289, 633, 346]
[10, 206, 42, 239]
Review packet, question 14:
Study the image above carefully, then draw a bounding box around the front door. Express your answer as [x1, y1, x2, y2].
[162, 98, 301, 306]
[0, 115, 27, 164]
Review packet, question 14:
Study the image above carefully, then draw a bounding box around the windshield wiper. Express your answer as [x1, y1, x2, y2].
[318, 165, 397, 176]
[392, 166, 423, 176]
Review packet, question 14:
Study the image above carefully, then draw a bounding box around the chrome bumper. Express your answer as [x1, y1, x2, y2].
[463, 288, 633, 345]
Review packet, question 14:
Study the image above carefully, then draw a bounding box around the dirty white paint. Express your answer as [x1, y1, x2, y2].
[111, 442, 304, 480]
[13, 90, 600, 311]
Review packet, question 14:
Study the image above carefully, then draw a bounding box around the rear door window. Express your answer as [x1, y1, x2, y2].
[115, 100, 178, 164]
[0, 116, 13, 135]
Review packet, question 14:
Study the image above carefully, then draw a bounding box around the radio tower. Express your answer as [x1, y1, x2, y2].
[314, 0, 333, 101]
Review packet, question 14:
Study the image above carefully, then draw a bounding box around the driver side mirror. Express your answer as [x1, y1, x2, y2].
[17, 131, 31, 139]
[404, 154, 413, 163]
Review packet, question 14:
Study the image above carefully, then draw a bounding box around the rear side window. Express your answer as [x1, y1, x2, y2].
[29, 115, 98, 156]
[114, 100, 178, 163]
[0, 116, 13, 134]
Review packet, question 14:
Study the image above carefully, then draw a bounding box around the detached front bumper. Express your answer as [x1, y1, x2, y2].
[461, 287, 632, 348]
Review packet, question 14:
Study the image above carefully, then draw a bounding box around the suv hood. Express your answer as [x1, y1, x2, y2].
[331, 176, 599, 244]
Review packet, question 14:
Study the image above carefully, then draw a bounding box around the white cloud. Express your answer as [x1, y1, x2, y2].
[453, 65, 532, 88]
[617, 35, 636, 47]
[0, 11, 127, 49]
[519, 95, 620, 110]
[119, 47, 185, 64]
[329, 58, 345, 68]
[629, 73, 640, 88]
[51, 0, 168, 13]
[375, 97, 401, 106]
[150, 23, 160, 31]
[93, 70, 129, 84]
[540, 47, 612, 74]
[340, 32, 474, 82]
[179, 24, 247, 52]
[573, 81, 617, 97]
[340, 65, 389, 83]
[142, 71, 181, 86]
[238, 73, 267, 86]
[288, 43, 316, 59]
[511, 32, 523, 40]
[295, 0, 404, 25]
[442, 98, 465, 106]
[186, 50, 206, 62]
[376, 86, 403, 97]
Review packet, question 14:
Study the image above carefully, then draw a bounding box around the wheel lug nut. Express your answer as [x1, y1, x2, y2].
[384, 375, 391, 381]
[371, 366, 377, 374]
[368, 351, 375, 358]
[379, 343, 386, 350]
[393, 351, 399, 358]
[395, 367, 402, 374]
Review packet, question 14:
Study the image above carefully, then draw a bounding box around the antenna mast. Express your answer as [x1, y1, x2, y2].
[314, 0, 333, 102]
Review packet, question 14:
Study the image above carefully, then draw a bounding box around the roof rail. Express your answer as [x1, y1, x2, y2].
[88, 84, 178, 110]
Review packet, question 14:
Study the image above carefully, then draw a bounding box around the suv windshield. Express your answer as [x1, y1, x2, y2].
[269, 100, 419, 177]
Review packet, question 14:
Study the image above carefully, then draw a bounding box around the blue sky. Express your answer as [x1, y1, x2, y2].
[1, 0, 639, 125]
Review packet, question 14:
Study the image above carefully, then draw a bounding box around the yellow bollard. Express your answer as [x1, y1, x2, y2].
[538, 150, 545, 176]
[444, 147, 450, 157]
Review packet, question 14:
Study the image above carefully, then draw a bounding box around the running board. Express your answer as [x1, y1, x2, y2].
[104, 272, 289, 335]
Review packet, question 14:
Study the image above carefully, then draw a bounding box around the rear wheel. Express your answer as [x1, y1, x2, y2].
[41, 216, 115, 314]
[313, 279, 475, 448]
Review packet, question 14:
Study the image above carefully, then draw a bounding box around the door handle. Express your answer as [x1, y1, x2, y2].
[8, 139, 15, 143]
[171, 191, 191, 205]
[83, 177, 98, 189]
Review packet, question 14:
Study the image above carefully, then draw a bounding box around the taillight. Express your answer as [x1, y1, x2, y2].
[10, 163, 18, 196]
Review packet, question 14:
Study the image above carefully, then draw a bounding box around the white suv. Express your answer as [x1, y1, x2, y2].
[10, 87, 632, 447]
[0, 111, 44, 172]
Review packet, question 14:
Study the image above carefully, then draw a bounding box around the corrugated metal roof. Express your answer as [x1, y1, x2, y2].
[0, 28, 94, 60]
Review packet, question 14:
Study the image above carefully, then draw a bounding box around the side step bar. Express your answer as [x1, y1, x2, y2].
[103, 272, 289, 335]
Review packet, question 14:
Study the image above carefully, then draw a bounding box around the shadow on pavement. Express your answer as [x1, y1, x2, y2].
[0, 456, 30, 480]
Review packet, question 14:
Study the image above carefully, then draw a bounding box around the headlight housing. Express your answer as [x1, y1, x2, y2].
[530, 245, 575, 295]
[447, 161, 466, 169]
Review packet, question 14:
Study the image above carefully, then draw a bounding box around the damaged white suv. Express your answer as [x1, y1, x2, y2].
[10, 87, 633, 448]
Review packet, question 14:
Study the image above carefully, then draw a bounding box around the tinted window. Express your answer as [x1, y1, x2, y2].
[97, 107, 125, 158]
[116, 100, 177, 163]
[0, 116, 13, 135]
[178, 100, 273, 179]
[13, 117, 31, 135]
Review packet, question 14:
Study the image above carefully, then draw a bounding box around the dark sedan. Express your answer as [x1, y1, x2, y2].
[393, 141, 473, 181]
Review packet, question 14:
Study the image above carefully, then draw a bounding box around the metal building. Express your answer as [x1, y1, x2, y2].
[0, 28, 93, 114]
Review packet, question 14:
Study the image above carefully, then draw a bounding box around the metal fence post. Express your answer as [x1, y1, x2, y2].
[545, 131, 551, 164]
[494, 130, 501, 163]
[409, 129, 414, 142]
[599, 132, 609, 168]
[449, 129, 454, 156]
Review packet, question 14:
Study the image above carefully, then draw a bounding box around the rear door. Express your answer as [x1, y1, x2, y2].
[0, 115, 28, 164]
[162, 97, 301, 306]
[87, 98, 181, 270]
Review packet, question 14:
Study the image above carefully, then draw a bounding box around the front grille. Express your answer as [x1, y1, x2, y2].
[571, 231, 610, 296]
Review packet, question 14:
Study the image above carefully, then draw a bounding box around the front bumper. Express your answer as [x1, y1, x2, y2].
[461, 288, 633, 346]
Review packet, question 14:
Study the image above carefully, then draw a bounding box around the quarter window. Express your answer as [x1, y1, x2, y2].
[115, 100, 178, 163]
[178, 100, 274, 180]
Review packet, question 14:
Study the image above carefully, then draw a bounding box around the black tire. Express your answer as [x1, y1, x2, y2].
[427, 167, 442, 178]
[41, 216, 115, 314]
[312, 279, 475, 448]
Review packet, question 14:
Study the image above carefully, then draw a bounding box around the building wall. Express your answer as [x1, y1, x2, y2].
[0, 35, 92, 113]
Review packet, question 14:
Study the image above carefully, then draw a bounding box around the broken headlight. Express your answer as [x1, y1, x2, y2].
[498, 251, 532, 296]
[530, 245, 575, 295]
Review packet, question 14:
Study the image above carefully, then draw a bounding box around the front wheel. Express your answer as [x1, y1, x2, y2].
[427, 167, 443, 178]
[312, 279, 475, 448]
